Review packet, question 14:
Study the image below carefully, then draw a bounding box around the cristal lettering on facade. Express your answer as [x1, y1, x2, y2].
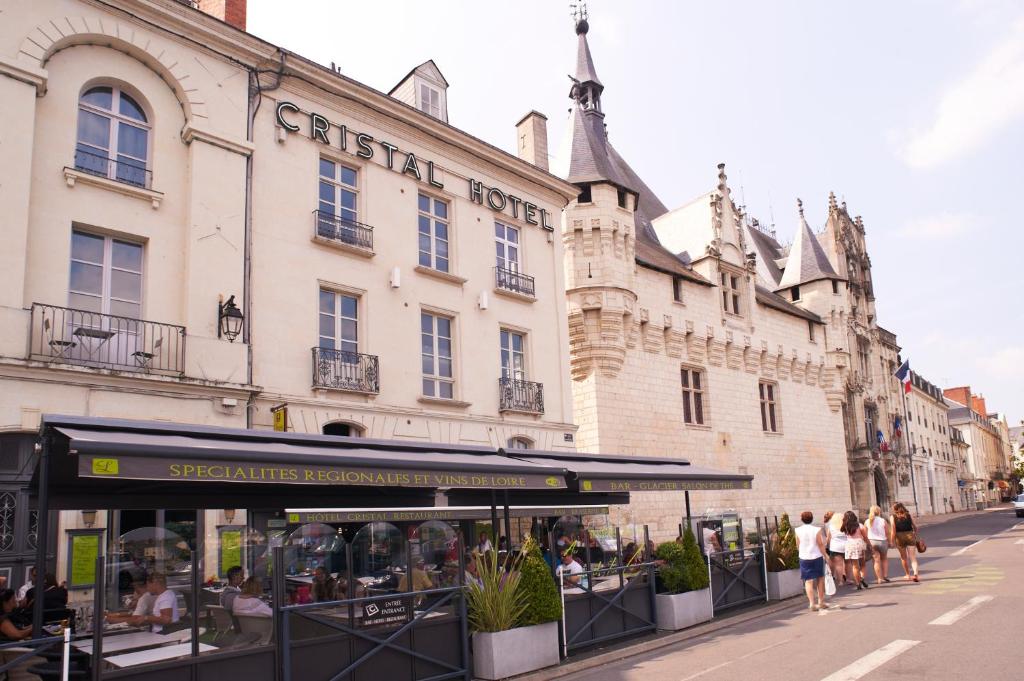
[276, 101, 554, 230]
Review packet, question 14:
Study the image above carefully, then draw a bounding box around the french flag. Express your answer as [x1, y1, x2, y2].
[894, 359, 911, 394]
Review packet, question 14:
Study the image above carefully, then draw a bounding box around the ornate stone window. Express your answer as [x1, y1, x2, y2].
[680, 367, 706, 426]
[759, 381, 780, 433]
[720, 268, 742, 316]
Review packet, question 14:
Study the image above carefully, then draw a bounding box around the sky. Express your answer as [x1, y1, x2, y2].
[247, 0, 1024, 424]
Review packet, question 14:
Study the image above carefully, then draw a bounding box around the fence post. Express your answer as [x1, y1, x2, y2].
[273, 545, 286, 681]
[456, 535, 470, 681]
[62, 626, 70, 681]
[706, 554, 714, 619]
[91, 553, 105, 681]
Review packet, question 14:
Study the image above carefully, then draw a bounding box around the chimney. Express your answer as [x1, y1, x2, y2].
[515, 111, 549, 171]
[973, 394, 988, 418]
[943, 386, 970, 409]
[197, 0, 247, 31]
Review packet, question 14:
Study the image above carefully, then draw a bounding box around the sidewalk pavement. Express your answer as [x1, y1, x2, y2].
[508, 504, 1012, 681]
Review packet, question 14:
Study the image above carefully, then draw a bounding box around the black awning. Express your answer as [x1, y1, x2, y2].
[509, 450, 753, 493]
[283, 505, 611, 524]
[53, 425, 566, 492]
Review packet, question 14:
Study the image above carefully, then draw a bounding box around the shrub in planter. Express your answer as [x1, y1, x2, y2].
[517, 535, 562, 626]
[765, 514, 798, 573]
[466, 546, 527, 633]
[655, 527, 711, 630]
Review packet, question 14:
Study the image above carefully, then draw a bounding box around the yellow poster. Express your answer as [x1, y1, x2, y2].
[220, 529, 242, 575]
[70, 534, 100, 587]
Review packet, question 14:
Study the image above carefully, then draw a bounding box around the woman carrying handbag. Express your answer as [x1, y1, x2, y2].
[890, 502, 921, 582]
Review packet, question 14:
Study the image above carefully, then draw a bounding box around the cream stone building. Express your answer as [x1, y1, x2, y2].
[905, 372, 956, 515]
[537, 17, 853, 538]
[944, 388, 1007, 507]
[0, 0, 578, 591]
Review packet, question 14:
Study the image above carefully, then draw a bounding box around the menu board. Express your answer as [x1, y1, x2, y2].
[220, 529, 242, 576]
[68, 533, 101, 589]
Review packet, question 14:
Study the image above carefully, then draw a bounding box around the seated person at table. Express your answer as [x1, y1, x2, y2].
[311, 567, 340, 603]
[463, 554, 482, 588]
[129, 572, 179, 633]
[220, 565, 244, 612]
[398, 558, 434, 593]
[0, 590, 31, 641]
[106, 577, 154, 624]
[24, 573, 68, 613]
[232, 577, 272, 617]
[556, 552, 584, 586]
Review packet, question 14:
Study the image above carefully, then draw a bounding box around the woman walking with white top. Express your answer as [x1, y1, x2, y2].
[865, 505, 890, 584]
[841, 511, 870, 590]
[795, 511, 828, 611]
[824, 511, 847, 585]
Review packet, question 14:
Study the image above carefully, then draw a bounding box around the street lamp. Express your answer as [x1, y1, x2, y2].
[218, 295, 244, 342]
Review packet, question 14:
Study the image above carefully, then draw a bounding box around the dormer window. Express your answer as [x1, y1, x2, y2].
[617, 188, 627, 209]
[577, 185, 592, 204]
[720, 269, 742, 316]
[419, 83, 441, 119]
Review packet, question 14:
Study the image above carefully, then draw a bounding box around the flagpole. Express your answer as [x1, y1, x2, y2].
[899, 368, 920, 512]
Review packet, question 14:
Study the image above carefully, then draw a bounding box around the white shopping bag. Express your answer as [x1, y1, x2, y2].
[824, 565, 837, 596]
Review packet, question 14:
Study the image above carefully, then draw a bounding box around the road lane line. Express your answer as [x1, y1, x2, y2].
[677, 638, 792, 681]
[950, 522, 1022, 555]
[928, 595, 993, 625]
[819, 640, 920, 681]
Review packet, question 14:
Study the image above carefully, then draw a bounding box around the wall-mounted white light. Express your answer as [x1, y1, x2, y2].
[389, 267, 401, 288]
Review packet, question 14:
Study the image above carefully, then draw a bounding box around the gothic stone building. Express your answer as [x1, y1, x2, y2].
[542, 18, 853, 538]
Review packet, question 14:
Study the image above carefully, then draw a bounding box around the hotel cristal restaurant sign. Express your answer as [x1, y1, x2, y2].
[276, 101, 557, 230]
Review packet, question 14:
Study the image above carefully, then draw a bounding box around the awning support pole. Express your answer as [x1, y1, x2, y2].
[91, 554, 105, 681]
[489, 490, 498, 548]
[31, 437, 49, 639]
[502, 490, 511, 552]
[685, 491, 692, 529]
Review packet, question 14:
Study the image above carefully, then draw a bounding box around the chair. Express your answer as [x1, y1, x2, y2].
[235, 615, 273, 646]
[42, 318, 76, 359]
[207, 605, 238, 638]
[131, 336, 162, 370]
[0, 647, 45, 681]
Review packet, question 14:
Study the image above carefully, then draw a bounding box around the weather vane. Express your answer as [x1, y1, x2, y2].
[570, 2, 588, 23]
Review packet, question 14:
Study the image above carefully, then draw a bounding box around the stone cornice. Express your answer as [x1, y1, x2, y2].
[0, 55, 47, 94]
[181, 124, 255, 157]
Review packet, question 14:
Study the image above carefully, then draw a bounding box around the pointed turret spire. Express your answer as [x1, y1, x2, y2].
[777, 198, 839, 290]
[569, 6, 603, 112]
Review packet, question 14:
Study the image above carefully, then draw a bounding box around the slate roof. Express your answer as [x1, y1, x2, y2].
[755, 285, 823, 323]
[777, 205, 839, 289]
[573, 20, 603, 89]
[744, 222, 784, 286]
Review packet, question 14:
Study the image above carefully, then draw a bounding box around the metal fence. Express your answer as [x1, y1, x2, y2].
[73, 148, 152, 189]
[498, 377, 544, 414]
[314, 210, 374, 251]
[494, 266, 535, 297]
[30, 303, 186, 375]
[312, 347, 380, 393]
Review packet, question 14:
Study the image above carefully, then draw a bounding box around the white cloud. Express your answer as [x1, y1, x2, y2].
[896, 212, 976, 239]
[898, 17, 1024, 169]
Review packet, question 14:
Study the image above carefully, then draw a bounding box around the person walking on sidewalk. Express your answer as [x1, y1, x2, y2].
[795, 511, 827, 611]
[865, 505, 890, 584]
[890, 502, 921, 582]
[841, 511, 870, 590]
[824, 511, 847, 585]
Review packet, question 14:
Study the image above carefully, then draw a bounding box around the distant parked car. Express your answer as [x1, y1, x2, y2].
[1014, 494, 1024, 518]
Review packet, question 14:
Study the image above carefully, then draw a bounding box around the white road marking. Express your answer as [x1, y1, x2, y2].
[928, 595, 993, 626]
[677, 638, 792, 681]
[819, 640, 920, 681]
[951, 521, 1022, 555]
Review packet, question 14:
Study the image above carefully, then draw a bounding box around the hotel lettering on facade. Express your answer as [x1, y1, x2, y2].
[0, 0, 578, 589]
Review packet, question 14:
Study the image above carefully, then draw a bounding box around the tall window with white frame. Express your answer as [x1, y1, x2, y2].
[316, 289, 375, 392]
[500, 329, 526, 381]
[759, 381, 779, 433]
[418, 194, 449, 273]
[317, 159, 365, 247]
[680, 366, 706, 426]
[507, 437, 532, 450]
[421, 312, 454, 399]
[495, 222, 520, 273]
[720, 270, 741, 315]
[75, 86, 150, 187]
[419, 83, 441, 118]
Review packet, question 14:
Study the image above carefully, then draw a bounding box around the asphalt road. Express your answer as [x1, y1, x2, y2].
[561, 508, 1022, 681]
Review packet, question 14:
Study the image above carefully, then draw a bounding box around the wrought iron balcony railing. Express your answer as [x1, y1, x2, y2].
[30, 303, 185, 375]
[312, 347, 380, 394]
[313, 210, 374, 251]
[494, 266, 536, 298]
[73, 148, 152, 189]
[499, 377, 544, 414]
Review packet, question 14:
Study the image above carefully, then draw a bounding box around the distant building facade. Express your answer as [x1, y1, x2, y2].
[944, 387, 1006, 506]
[905, 372, 956, 514]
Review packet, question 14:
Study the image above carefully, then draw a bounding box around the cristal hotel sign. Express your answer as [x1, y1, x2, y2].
[276, 102, 556, 230]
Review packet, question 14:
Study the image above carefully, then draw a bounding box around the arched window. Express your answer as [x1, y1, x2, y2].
[323, 422, 362, 437]
[507, 437, 532, 450]
[75, 85, 150, 188]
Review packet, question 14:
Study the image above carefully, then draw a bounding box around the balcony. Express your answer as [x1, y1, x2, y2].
[73, 148, 152, 189]
[312, 347, 379, 394]
[499, 377, 544, 415]
[494, 266, 536, 299]
[313, 210, 374, 253]
[30, 303, 185, 375]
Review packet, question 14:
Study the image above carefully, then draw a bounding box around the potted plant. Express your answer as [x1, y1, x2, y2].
[654, 526, 712, 630]
[764, 513, 803, 600]
[469, 536, 561, 680]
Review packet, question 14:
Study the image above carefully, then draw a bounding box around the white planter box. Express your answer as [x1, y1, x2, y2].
[472, 620, 559, 680]
[766, 568, 803, 600]
[655, 588, 713, 631]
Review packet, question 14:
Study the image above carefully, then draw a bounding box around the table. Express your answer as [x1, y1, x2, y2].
[73, 630, 191, 654]
[105, 642, 215, 668]
[563, 577, 621, 595]
[73, 326, 115, 361]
